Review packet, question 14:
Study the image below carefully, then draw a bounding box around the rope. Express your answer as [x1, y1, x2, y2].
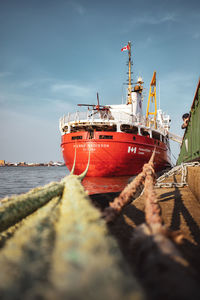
[104, 150, 157, 222]
[0, 171, 143, 299]
[0, 181, 64, 233]
[49, 174, 142, 299]
[143, 163, 162, 226]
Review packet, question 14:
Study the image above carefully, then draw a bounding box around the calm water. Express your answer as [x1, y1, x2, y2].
[0, 166, 132, 199]
[0, 166, 69, 198]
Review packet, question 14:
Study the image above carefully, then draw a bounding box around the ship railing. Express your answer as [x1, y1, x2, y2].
[62, 111, 110, 123]
[59, 112, 169, 138]
[61, 111, 147, 125]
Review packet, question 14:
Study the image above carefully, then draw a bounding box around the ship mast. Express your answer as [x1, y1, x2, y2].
[127, 41, 133, 104]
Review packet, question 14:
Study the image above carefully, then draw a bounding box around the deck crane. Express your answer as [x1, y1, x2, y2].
[146, 71, 157, 129]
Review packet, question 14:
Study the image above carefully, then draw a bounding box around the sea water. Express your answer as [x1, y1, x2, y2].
[0, 166, 132, 199]
[0, 166, 69, 198]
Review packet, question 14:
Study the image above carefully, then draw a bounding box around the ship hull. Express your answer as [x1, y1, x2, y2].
[61, 131, 171, 177]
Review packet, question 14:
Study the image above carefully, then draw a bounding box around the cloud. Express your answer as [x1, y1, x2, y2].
[19, 79, 45, 88]
[42, 97, 73, 113]
[69, 1, 86, 15]
[3, 76, 94, 102]
[51, 82, 94, 98]
[120, 12, 178, 34]
[0, 72, 12, 78]
[0, 75, 96, 120]
[158, 13, 177, 24]
[132, 12, 177, 26]
[19, 77, 53, 88]
[193, 32, 200, 39]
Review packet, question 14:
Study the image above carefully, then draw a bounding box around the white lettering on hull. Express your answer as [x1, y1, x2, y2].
[73, 143, 110, 151]
[128, 146, 161, 156]
[138, 148, 151, 152]
[128, 146, 137, 153]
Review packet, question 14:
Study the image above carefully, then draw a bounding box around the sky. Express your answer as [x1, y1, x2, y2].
[0, 0, 200, 164]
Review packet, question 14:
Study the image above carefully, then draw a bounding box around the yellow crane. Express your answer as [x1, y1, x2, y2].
[146, 71, 157, 128]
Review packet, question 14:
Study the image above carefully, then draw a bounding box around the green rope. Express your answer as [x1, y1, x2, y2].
[0, 174, 144, 299]
[0, 196, 60, 299]
[49, 175, 143, 299]
[0, 181, 64, 232]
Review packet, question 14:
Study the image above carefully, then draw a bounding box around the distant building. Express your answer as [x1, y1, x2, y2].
[55, 162, 65, 166]
[0, 160, 5, 166]
[18, 162, 27, 166]
[7, 162, 15, 166]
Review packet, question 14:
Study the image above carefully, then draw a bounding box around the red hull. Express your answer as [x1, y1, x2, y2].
[61, 131, 171, 177]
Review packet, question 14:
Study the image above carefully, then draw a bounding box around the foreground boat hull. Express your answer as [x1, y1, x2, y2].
[61, 132, 171, 177]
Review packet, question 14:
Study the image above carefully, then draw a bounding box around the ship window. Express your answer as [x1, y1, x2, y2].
[154, 140, 160, 145]
[86, 125, 116, 132]
[99, 135, 113, 139]
[71, 127, 84, 133]
[72, 136, 83, 140]
[141, 128, 150, 137]
[152, 131, 160, 141]
[120, 124, 138, 134]
[131, 126, 138, 134]
[133, 136, 136, 141]
[89, 131, 94, 139]
[102, 125, 117, 132]
[63, 126, 68, 132]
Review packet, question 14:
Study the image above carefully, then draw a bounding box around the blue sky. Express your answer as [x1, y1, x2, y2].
[0, 0, 200, 163]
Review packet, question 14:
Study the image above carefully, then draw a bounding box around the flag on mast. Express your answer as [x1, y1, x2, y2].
[121, 44, 130, 52]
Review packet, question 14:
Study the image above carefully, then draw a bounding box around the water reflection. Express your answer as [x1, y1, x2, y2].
[82, 176, 135, 195]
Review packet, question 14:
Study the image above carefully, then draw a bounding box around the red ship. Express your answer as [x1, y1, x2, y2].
[60, 42, 172, 177]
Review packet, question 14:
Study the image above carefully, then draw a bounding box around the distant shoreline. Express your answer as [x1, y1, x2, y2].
[0, 162, 65, 167]
[0, 165, 65, 167]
